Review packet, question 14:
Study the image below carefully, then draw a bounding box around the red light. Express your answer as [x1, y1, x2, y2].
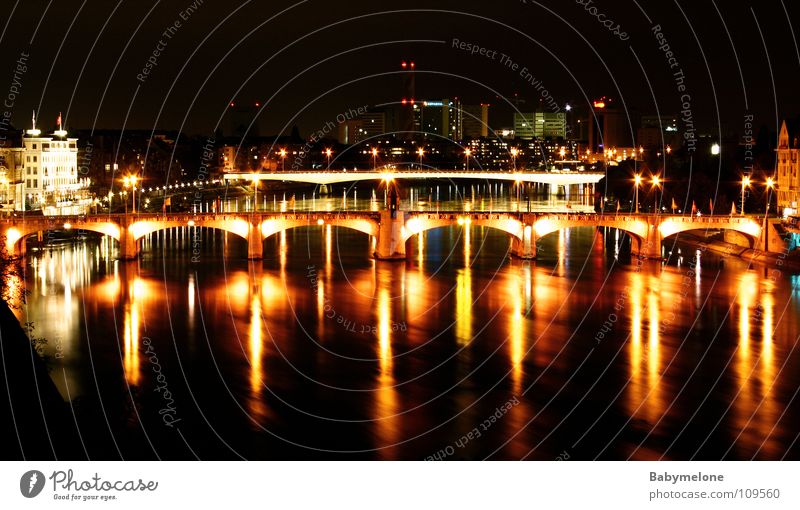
[255, 102, 260, 107]
[230, 102, 235, 107]
[410, 61, 415, 68]
[401, 98, 407, 105]
[401, 62, 407, 68]
[410, 99, 415, 105]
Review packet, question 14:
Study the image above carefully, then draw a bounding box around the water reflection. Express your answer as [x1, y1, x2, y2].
[8, 225, 800, 460]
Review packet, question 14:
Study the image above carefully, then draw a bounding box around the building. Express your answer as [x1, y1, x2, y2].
[513, 113, 536, 140]
[513, 110, 567, 140]
[586, 97, 632, 153]
[14, 113, 91, 214]
[413, 99, 460, 139]
[637, 115, 679, 150]
[461, 104, 490, 139]
[777, 120, 800, 217]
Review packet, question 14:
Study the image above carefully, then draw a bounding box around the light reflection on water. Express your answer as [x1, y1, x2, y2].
[12, 224, 800, 460]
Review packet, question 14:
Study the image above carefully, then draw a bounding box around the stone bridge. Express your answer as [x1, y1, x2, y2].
[0, 211, 768, 261]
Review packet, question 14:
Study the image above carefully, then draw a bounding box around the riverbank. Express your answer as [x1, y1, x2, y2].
[0, 299, 82, 459]
[671, 232, 800, 270]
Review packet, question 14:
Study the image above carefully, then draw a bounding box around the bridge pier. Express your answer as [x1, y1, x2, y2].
[374, 211, 406, 260]
[119, 226, 139, 260]
[630, 221, 663, 259]
[247, 217, 264, 260]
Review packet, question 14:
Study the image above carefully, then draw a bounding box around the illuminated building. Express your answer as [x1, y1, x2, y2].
[19, 112, 91, 214]
[776, 120, 800, 216]
[586, 97, 631, 153]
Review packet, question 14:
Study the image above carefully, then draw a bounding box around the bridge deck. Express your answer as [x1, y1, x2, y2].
[223, 170, 605, 185]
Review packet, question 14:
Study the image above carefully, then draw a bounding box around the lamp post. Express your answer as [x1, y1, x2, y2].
[123, 175, 138, 214]
[417, 147, 424, 169]
[464, 148, 471, 171]
[510, 147, 518, 171]
[652, 175, 661, 213]
[634, 174, 642, 213]
[741, 175, 750, 215]
[764, 177, 774, 252]
[371, 148, 378, 170]
[325, 148, 332, 170]
[279, 148, 287, 171]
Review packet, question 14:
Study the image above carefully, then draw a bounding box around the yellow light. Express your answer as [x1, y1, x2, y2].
[634, 174, 642, 185]
[510, 148, 519, 157]
[464, 148, 472, 157]
[417, 148, 424, 157]
[325, 148, 332, 157]
[652, 176, 661, 187]
[766, 177, 775, 189]
[666, 145, 672, 154]
[743, 176, 751, 187]
[371, 148, 378, 157]
[188, 220, 195, 227]
[316, 218, 324, 225]
[280, 149, 287, 158]
[63, 223, 71, 230]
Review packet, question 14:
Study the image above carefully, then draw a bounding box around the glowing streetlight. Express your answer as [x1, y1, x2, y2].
[510, 147, 519, 171]
[123, 175, 138, 214]
[666, 145, 672, 154]
[464, 147, 472, 171]
[371, 147, 378, 170]
[740, 175, 751, 215]
[279, 148, 287, 170]
[325, 148, 332, 169]
[651, 175, 661, 212]
[633, 174, 642, 213]
[559, 147, 566, 160]
[417, 147, 424, 169]
[711, 143, 720, 156]
[764, 176, 775, 251]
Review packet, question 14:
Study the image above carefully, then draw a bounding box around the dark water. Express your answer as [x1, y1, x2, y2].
[15, 224, 800, 460]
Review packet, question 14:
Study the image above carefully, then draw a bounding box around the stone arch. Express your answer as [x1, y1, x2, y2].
[260, 215, 379, 240]
[2, 218, 121, 258]
[658, 217, 761, 248]
[402, 213, 524, 243]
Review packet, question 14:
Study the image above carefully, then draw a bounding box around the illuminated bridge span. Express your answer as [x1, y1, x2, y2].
[223, 170, 605, 186]
[0, 211, 767, 261]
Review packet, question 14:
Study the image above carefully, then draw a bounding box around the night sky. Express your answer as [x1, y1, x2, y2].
[1, 0, 798, 139]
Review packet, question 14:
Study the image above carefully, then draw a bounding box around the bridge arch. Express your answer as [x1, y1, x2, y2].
[2, 219, 121, 258]
[260, 215, 379, 240]
[658, 216, 761, 248]
[402, 213, 524, 243]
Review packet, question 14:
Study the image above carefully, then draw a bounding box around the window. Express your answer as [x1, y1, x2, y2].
[32, 144, 36, 149]
[26, 179, 30, 187]
[33, 156, 37, 162]
[43, 144, 49, 149]
[33, 179, 37, 188]
[26, 156, 30, 162]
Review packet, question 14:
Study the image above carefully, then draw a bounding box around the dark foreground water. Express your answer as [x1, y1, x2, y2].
[14, 225, 800, 460]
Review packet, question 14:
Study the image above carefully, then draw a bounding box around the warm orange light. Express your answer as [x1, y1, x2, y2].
[417, 148, 424, 157]
[742, 176, 751, 187]
[371, 148, 378, 157]
[593, 101, 606, 109]
[652, 175, 661, 187]
[634, 174, 642, 186]
[766, 177, 775, 189]
[325, 148, 332, 157]
[279, 149, 287, 158]
[510, 147, 519, 157]
[464, 148, 472, 157]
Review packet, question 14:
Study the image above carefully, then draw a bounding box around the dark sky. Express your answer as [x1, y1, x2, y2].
[1, 0, 798, 139]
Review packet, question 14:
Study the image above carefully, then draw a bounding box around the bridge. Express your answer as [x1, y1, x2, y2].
[0, 210, 771, 261]
[223, 169, 605, 187]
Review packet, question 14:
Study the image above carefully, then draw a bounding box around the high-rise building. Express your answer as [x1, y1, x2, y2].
[462, 104, 490, 139]
[513, 113, 536, 140]
[413, 99, 460, 139]
[586, 97, 631, 153]
[777, 120, 800, 216]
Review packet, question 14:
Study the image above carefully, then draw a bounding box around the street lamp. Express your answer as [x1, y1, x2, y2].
[371, 147, 378, 170]
[741, 175, 751, 215]
[279, 148, 287, 170]
[764, 177, 775, 252]
[464, 148, 472, 171]
[417, 147, 424, 169]
[634, 174, 642, 213]
[510, 147, 519, 171]
[325, 148, 332, 170]
[651, 175, 661, 212]
[123, 175, 138, 214]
